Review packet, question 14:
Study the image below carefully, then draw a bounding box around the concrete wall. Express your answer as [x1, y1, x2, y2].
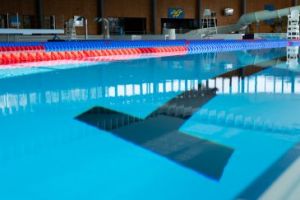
[0, 0, 297, 34]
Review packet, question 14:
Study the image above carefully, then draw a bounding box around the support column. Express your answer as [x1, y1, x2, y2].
[36, 0, 44, 28]
[151, 0, 157, 34]
[197, 0, 202, 27]
[97, 0, 104, 34]
[242, 0, 247, 15]
[293, 0, 298, 6]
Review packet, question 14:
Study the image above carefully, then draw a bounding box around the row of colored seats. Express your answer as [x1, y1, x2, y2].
[0, 46, 188, 64]
[44, 40, 187, 51]
[0, 39, 289, 55]
[0, 42, 45, 52]
[43, 39, 288, 52]
[288, 40, 300, 46]
[187, 40, 288, 53]
[0, 42, 42, 47]
[0, 46, 45, 52]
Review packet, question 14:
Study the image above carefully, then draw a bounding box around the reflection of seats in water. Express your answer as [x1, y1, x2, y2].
[151, 87, 218, 119]
[0, 61, 288, 116]
[78, 86, 217, 131]
[205, 65, 300, 95]
[287, 46, 299, 69]
[193, 108, 300, 135]
[76, 86, 234, 180]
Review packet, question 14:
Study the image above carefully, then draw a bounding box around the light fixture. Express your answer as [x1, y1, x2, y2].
[224, 8, 234, 16]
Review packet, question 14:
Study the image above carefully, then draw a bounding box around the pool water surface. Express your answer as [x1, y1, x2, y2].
[1, 47, 300, 200]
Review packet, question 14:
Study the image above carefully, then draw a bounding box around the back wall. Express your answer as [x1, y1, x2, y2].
[0, 0, 297, 34]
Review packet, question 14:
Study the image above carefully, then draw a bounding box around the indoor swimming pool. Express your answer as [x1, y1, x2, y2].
[1, 45, 300, 200]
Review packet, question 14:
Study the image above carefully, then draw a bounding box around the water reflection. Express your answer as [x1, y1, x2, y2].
[0, 48, 287, 116]
[1, 67, 300, 116]
[1, 48, 297, 200]
[0, 49, 288, 163]
[287, 46, 300, 70]
[208, 69, 300, 95]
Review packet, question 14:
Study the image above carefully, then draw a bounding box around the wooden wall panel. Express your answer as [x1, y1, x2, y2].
[247, 0, 292, 13]
[156, 0, 197, 34]
[247, 0, 293, 32]
[0, 0, 36, 28]
[202, 0, 242, 26]
[0, 0, 36, 15]
[0, 0, 298, 34]
[44, 0, 98, 34]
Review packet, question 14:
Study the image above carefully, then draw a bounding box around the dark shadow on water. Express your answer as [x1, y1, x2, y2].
[76, 64, 272, 180]
[76, 86, 233, 180]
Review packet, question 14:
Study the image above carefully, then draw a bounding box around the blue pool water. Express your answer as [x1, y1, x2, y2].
[1, 47, 300, 200]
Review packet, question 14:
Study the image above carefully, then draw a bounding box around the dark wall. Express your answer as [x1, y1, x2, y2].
[103, 0, 152, 33]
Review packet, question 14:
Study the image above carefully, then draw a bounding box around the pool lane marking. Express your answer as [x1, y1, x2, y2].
[237, 141, 300, 200]
[259, 157, 300, 200]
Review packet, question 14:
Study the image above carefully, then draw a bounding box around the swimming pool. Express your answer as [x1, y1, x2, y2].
[0, 46, 300, 200]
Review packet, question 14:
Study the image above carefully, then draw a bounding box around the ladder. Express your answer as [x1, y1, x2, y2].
[287, 10, 300, 40]
[66, 19, 77, 40]
[201, 10, 218, 36]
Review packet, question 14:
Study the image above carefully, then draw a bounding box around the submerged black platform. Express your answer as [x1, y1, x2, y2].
[76, 87, 233, 180]
[76, 64, 274, 180]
